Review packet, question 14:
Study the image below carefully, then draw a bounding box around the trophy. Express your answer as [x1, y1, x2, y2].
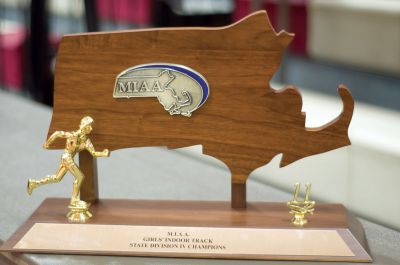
[0, 11, 371, 262]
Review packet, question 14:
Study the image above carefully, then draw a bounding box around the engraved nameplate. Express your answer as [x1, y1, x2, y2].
[113, 63, 210, 117]
[14, 223, 355, 259]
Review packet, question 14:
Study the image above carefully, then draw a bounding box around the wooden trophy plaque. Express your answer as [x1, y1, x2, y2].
[1, 11, 371, 262]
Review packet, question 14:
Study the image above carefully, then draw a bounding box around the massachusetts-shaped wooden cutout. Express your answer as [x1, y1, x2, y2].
[48, 11, 353, 208]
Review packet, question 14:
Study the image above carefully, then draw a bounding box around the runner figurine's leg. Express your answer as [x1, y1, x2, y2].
[68, 162, 86, 207]
[27, 165, 68, 195]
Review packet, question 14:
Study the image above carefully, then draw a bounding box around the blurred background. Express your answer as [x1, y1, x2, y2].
[0, 0, 399, 230]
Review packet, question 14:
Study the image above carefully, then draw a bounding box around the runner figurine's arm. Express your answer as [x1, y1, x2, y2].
[43, 131, 71, 149]
[85, 139, 110, 157]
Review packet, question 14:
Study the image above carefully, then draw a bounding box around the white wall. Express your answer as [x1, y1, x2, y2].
[308, 0, 400, 75]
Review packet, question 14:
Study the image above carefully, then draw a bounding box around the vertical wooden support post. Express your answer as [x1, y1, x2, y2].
[231, 182, 247, 209]
[79, 150, 99, 204]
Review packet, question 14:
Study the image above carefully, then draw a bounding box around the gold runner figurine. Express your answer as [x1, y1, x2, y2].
[27, 116, 110, 222]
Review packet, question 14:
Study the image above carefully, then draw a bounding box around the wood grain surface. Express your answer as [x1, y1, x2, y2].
[1, 198, 371, 262]
[47, 11, 354, 208]
[78, 150, 98, 204]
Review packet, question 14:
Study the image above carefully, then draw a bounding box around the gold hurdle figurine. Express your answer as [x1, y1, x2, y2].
[287, 183, 315, 226]
[27, 116, 110, 222]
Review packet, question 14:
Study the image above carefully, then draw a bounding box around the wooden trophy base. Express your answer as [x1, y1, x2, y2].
[1, 198, 372, 262]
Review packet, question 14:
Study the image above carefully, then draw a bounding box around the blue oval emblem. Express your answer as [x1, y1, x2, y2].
[113, 63, 210, 117]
